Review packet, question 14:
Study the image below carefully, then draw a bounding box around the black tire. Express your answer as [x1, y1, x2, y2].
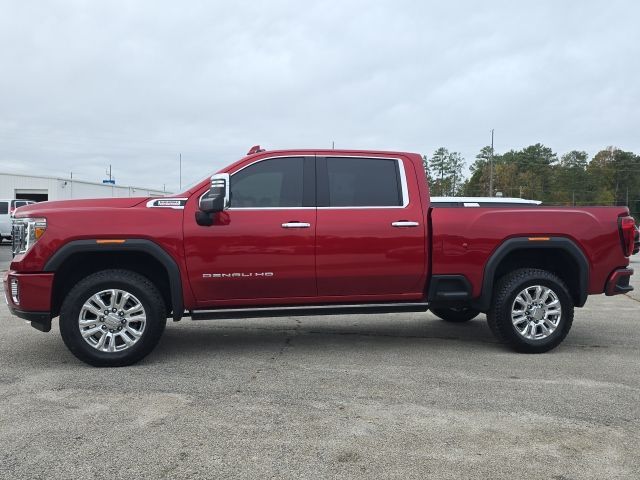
[431, 307, 480, 323]
[487, 268, 574, 353]
[59, 269, 167, 367]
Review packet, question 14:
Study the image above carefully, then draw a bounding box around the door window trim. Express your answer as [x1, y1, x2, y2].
[226, 155, 315, 211]
[316, 155, 409, 209]
[205, 154, 410, 211]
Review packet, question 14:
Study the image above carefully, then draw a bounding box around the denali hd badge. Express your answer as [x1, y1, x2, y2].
[146, 198, 188, 209]
[203, 272, 274, 278]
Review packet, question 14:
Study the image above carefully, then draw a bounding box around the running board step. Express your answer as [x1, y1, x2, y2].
[190, 302, 429, 321]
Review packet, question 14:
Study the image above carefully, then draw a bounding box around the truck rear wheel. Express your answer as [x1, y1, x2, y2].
[487, 268, 574, 353]
[430, 307, 479, 323]
[59, 269, 167, 367]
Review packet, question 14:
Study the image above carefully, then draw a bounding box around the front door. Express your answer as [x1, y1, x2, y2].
[184, 156, 316, 305]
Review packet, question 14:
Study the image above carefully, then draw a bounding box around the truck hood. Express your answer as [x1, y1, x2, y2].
[14, 197, 152, 216]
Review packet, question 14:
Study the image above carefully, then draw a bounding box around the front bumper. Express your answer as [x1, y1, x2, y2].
[3, 271, 54, 332]
[605, 268, 634, 296]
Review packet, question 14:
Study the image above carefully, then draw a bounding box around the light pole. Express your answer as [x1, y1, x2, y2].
[489, 129, 494, 197]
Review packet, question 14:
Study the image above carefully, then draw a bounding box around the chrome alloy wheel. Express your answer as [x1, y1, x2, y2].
[78, 289, 147, 353]
[511, 285, 562, 341]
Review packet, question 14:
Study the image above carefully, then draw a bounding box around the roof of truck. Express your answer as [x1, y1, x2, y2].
[244, 148, 421, 157]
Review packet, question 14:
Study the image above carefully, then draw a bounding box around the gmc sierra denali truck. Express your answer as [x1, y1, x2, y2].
[4, 148, 637, 367]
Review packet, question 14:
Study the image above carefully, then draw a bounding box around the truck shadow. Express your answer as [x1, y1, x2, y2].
[7, 314, 612, 369]
[150, 316, 504, 362]
[2, 315, 506, 369]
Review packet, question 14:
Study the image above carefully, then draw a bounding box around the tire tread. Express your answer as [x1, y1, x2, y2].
[487, 268, 574, 353]
[59, 269, 166, 367]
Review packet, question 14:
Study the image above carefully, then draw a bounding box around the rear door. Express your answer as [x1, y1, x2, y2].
[315, 155, 427, 298]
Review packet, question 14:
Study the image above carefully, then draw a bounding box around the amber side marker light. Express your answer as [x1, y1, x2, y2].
[528, 237, 550, 241]
[96, 239, 126, 244]
[34, 226, 46, 240]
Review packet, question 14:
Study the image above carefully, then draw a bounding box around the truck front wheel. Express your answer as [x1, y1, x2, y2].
[487, 268, 574, 353]
[430, 307, 479, 323]
[59, 269, 167, 367]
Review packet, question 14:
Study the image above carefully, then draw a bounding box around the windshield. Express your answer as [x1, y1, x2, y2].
[181, 175, 210, 193]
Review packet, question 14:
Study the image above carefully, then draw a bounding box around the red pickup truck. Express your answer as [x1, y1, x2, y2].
[4, 148, 637, 366]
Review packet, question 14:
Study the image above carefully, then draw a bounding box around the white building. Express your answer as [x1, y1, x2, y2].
[0, 172, 167, 202]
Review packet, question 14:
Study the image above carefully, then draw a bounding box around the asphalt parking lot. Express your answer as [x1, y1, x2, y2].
[1, 243, 639, 479]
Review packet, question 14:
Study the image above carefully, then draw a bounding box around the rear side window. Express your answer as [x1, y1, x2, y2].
[0, 202, 8, 214]
[324, 157, 403, 207]
[230, 157, 304, 208]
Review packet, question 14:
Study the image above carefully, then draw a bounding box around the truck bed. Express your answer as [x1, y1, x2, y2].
[429, 205, 630, 298]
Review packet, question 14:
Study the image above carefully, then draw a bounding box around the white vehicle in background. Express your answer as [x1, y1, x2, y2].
[0, 199, 36, 242]
[430, 196, 542, 207]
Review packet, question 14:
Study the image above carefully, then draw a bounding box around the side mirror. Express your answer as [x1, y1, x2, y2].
[199, 173, 230, 213]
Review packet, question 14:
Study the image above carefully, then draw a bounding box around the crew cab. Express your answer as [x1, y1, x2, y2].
[4, 148, 636, 366]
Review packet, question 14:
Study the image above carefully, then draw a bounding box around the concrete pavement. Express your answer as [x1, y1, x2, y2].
[1, 245, 639, 479]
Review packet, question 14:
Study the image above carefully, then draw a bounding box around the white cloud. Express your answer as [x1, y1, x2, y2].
[0, 0, 638, 191]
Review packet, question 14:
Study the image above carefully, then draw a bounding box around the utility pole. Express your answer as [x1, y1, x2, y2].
[179, 153, 182, 190]
[489, 129, 494, 197]
[332, 141, 335, 149]
[102, 165, 115, 185]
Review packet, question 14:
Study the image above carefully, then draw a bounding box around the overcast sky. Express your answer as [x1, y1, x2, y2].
[1, 1, 638, 192]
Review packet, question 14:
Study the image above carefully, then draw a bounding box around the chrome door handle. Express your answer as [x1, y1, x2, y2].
[282, 222, 311, 228]
[391, 221, 420, 227]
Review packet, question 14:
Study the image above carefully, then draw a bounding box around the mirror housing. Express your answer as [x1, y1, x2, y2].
[199, 173, 230, 213]
[195, 210, 214, 226]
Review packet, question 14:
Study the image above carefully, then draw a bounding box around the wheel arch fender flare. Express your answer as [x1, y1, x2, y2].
[44, 239, 184, 321]
[472, 236, 589, 311]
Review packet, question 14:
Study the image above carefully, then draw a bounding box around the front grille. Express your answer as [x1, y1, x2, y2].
[11, 222, 26, 257]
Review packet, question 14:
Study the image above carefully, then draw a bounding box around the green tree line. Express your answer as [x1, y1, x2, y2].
[423, 144, 640, 218]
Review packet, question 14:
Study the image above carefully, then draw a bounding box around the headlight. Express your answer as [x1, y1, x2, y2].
[11, 217, 47, 256]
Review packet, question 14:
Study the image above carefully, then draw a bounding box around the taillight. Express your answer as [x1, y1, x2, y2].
[619, 216, 636, 257]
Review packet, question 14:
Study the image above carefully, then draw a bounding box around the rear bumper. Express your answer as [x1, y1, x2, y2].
[605, 268, 634, 296]
[3, 271, 53, 332]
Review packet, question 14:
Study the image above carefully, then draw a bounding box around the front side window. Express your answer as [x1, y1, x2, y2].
[230, 157, 304, 208]
[325, 157, 403, 207]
